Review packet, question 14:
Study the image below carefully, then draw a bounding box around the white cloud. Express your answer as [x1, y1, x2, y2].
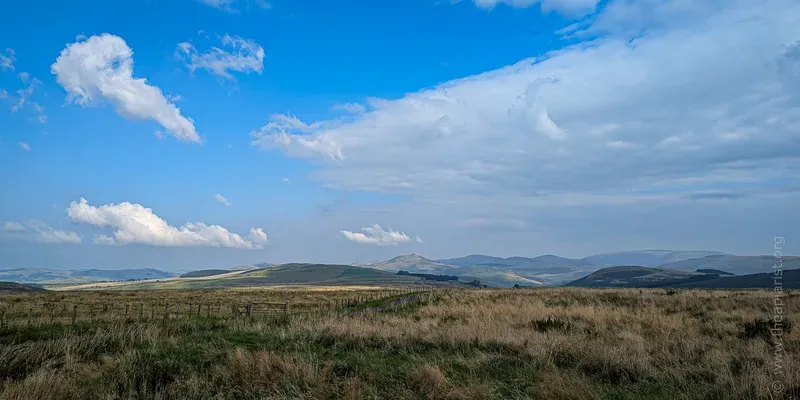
[26, 220, 82, 244]
[196, 0, 236, 11]
[1, 220, 81, 243]
[416, 236, 424, 243]
[177, 35, 264, 80]
[195, 0, 271, 12]
[93, 234, 116, 245]
[67, 198, 267, 249]
[252, 0, 800, 212]
[18, 142, 30, 151]
[2, 221, 26, 232]
[331, 102, 366, 114]
[214, 193, 232, 206]
[247, 227, 268, 246]
[340, 224, 413, 246]
[0, 48, 14, 71]
[466, 0, 600, 16]
[51, 34, 200, 143]
[281, 177, 291, 183]
[0, 89, 7, 98]
[7, 71, 46, 122]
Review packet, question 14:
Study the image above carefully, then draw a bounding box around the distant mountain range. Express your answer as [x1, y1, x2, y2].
[361, 253, 544, 288]
[3, 250, 797, 289]
[0, 268, 175, 284]
[435, 250, 791, 285]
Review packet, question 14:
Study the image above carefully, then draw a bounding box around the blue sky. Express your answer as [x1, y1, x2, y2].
[1, 0, 798, 271]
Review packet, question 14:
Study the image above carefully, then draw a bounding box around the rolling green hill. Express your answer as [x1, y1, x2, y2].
[179, 269, 230, 278]
[90, 263, 447, 290]
[566, 266, 703, 288]
[364, 254, 543, 287]
[567, 265, 800, 289]
[0, 281, 46, 293]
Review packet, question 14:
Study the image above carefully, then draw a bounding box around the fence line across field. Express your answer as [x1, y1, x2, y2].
[0, 286, 443, 328]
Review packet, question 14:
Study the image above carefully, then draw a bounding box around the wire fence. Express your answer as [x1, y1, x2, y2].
[0, 286, 441, 328]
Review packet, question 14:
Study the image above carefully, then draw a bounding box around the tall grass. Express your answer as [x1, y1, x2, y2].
[0, 287, 797, 399]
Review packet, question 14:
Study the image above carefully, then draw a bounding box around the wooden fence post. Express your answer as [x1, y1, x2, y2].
[163, 303, 169, 324]
[284, 300, 289, 317]
[245, 303, 252, 318]
[206, 304, 210, 318]
[1, 308, 5, 329]
[27, 308, 32, 327]
[140, 303, 144, 320]
[50, 307, 55, 324]
[176, 304, 181, 319]
[151, 304, 155, 321]
[197, 304, 201, 317]
[125, 304, 129, 320]
[71, 305, 78, 325]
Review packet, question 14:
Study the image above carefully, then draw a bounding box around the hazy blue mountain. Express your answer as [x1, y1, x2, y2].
[658, 255, 800, 275]
[582, 250, 727, 267]
[436, 254, 511, 267]
[0, 268, 175, 284]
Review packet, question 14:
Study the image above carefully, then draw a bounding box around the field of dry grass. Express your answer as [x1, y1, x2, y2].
[0, 287, 797, 399]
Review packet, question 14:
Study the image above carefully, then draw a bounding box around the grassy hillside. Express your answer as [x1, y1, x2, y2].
[0, 288, 796, 399]
[84, 264, 437, 290]
[659, 255, 800, 275]
[567, 266, 703, 288]
[669, 268, 800, 289]
[0, 281, 46, 293]
[180, 269, 231, 278]
[367, 254, 543, 287]
[569, 265, 800, 289]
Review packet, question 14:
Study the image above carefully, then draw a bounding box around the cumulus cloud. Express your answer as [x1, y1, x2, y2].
[18, 142, 30, 151]
[67, 198, 267, 249]
[252, 0, 800, 212]
[213, 193, 232, 206]
[340, 225, 414, 246]
[51, 34, 200, 143]
[1, 220, 81, 244]
[177, 35, 264, 80]
[281, 177, 291, 183]
[247, 228, 268, 246]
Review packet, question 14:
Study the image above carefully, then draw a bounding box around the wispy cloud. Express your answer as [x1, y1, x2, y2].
[177, 34, 264, 81]
[1, 220, 81, 244]
[214, 193, 232, 206]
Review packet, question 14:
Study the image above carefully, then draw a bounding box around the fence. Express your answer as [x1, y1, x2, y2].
[0, 286, 441, 329]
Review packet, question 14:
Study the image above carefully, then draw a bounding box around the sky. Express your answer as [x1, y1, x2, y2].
[0, 0, 798, 271]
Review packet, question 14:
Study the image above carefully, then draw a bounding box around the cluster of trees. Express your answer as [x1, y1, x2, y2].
[396, 270, 459, 281]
